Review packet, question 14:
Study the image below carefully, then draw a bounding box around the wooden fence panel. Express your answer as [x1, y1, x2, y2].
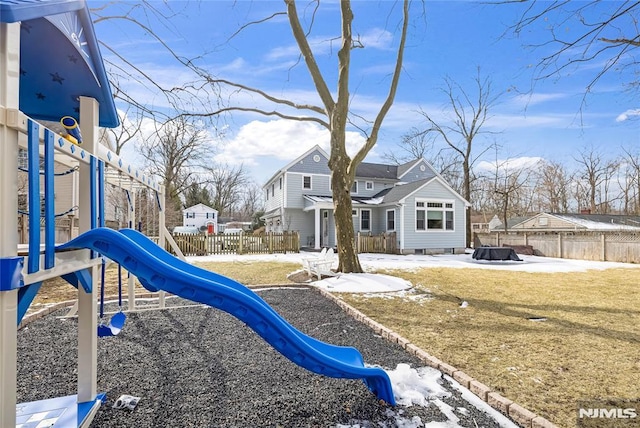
[475, 231, 640, 263]
[171, 233, 207, 256]
[155, 232, 300, 256]
[356, 232, 397, 254]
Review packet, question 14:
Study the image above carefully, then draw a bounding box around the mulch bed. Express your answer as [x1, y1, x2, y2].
[17, 287, 513, 427]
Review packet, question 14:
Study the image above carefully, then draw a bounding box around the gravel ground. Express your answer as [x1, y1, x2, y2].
[17, 287, 514, 427]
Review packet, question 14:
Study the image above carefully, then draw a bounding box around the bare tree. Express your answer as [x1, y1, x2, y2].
[106, 103, 144, 156]
[492, 156, 540, 232]
[238, 181, 265, 222]
[536, 160, 572, 213]
[203, 163, 251, 218]
[182, 1, 410, 272]
[383, 127, 435, 164]
[415, 69, 501, 246]
[140, 116, 209, 227]
[573, 146, 620, 214]
[91, 2, 218, 122]
[620, 146, 640, 214]
[506, 1, 640, 100]
[94, 1, 412, 273]
[385, 128, 465, 194]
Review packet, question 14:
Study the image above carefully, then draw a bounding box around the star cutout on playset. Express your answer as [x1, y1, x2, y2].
[36, 92, 46, 100]
[50, 72, 65, 84]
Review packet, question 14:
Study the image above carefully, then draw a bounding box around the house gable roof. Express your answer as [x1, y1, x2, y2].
[398, 158, 439, 180]
[302, 174, 469, 210]
[263, 145, 330, 187]
[381, 176, 470, 206]
[355, 162, 398, 180]
[397, 159, 418, 178]
[540, 213, 640, 230]
[554, 213, 640, 229]
[379, 178, 432, 203]
[184, 203, 217, 212]
[494, 212, 640, 231]
[491, 215, 535, 231]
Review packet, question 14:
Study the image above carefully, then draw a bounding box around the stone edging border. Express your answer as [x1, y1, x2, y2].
[313, 287, 558, 428]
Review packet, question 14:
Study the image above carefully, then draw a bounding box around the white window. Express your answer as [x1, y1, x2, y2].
[386, 209, 395, 231]
[186, 212, 195, 219]
[352, 209, 358, 217]
[351, 181, 358, 194]
[279, 177, 282, 189]
[206, 212, 215, 219]
[365, 181, 374, 190]
[360, 209, 371, 231]
[416, 200, 454, 231]
[271, 183, 275, 196]
[303, 176, 312, 189]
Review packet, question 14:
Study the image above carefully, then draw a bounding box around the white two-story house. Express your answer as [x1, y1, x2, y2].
[183, 203, 218, 233]
[262, 145, 469, 254]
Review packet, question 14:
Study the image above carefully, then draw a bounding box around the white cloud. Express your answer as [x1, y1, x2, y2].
[357, 28, 394, 50]
[615, 109, 640, 122]
[264, 27, 393, 63]
[476, 156, 543, 172]
[487, 113, 571, 129]
[509, 92, 569, 108]
[213, 119, 366, 167]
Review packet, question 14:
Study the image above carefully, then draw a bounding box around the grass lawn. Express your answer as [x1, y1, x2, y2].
[31, 258, 639, 428]
[339, 267, 640, 428]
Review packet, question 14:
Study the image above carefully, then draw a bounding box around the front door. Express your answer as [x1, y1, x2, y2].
[321, 210, 329, 247]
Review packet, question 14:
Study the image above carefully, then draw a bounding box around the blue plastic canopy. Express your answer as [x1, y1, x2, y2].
[0, 0, 119, 128]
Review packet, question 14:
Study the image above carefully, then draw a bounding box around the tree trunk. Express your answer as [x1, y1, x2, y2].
[329, 132, 363, 273]
[463, 158, 471, 248]
[502, 193, 509, 234]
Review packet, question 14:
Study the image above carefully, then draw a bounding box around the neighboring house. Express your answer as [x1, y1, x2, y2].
[470, 214, 492, 233]
[262, 145, 470, 254]
[488, 214, 535, 232]
[498, 212, 640, 232]
[183, 203, 218, 232]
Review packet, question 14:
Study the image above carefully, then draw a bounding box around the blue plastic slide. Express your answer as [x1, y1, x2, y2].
[119, 229, 365, 365]
[59, 228, 395, 405]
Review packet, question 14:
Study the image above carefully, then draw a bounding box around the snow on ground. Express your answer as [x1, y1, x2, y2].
[338, 364, 518, 428]
[187, 250, 639, 296]
[314, 273, 412, 293]
[188, 250, 640, 274]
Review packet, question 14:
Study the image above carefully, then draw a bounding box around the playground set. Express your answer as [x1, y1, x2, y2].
[0, 1, 395, 427]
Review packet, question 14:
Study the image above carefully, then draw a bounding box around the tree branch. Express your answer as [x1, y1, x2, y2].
[284, 0, 335, 113]
[352, 0, 409, 169]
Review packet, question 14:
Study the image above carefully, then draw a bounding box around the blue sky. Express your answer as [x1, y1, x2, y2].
[92, 1, 639, 184]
